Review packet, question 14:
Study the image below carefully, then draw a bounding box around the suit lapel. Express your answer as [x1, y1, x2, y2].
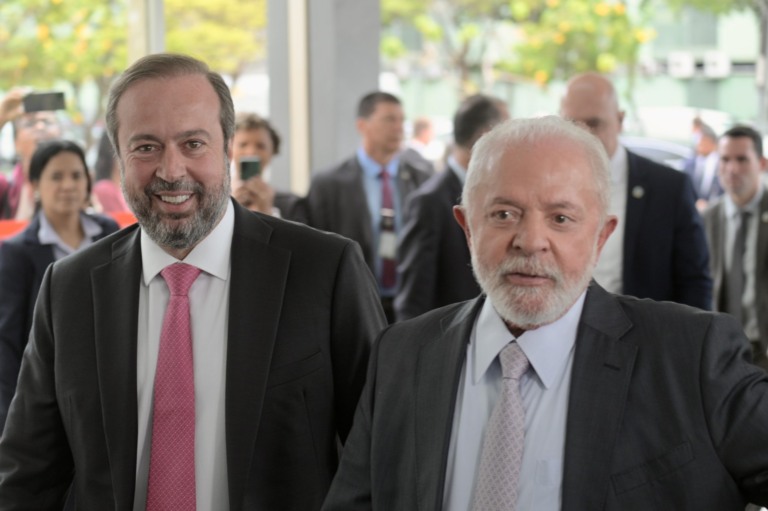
[622, 151, 648, 280]
[343, 160, 374, 264]
[225, 205, 291, 508]
[755, 191, 768, 287]
[415, 299, 482, 510]
[396, 162, 417, 201]
[91, 226, 142, 505]
[562, 284, 637, 511]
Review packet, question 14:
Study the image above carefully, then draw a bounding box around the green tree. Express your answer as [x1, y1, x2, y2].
[164, 0, 266, 84]
[0, 0, 266, 152]
[501, 0, 654, 86]
[381, 0, 655, 98]
[0, 0, 128, 150]
[382, 0, 514, 95]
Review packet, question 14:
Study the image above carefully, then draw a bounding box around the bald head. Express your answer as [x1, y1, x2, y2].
[560, 72, 624, 158]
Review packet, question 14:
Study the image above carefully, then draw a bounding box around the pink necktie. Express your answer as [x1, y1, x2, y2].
[380, 167, 396, 288]
[472, 342, 530, 511]
[146, 263, 201, 511]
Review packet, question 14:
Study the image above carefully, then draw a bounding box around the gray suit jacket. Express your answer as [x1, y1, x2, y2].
[303, 153, 432, 274]
[0, 201, 387, 511]
[703, 189, 768, 366]
[323, 283, 768, 510]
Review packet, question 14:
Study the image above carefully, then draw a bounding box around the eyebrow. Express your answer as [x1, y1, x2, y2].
[127, 129, 212, 147]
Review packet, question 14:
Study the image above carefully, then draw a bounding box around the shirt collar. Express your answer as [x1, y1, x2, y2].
[609, 146, 629, 185]
[724, 185, 763, 219]
[141, 199, 234, 285]
[356, 147, 399, 178]
[472, 291, 586, 389]
[38, 212, 103, 253]
[447, 155, 467, 186]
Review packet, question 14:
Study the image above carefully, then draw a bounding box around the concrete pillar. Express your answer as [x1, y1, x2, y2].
[268, 0, 380, 194]
[127, 0, 165, 64]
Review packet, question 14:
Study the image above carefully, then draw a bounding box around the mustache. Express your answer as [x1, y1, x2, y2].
[495, 256, 559, 281]
[144, 178, 203, 195]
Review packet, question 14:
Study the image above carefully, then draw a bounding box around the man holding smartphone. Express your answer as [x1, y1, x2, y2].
[230, 112, 302, 220]
[0, 88, 63, 220]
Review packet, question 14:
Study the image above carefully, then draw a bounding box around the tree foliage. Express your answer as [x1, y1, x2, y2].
[502, 0, 654, 85]
[381, 0, 656, 95]
[0, 0, 266, 151]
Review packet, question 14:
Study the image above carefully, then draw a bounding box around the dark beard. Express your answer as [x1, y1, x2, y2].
[124, 171, 230, 251]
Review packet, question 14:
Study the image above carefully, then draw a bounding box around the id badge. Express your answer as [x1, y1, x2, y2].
[379, 230, 397, 260]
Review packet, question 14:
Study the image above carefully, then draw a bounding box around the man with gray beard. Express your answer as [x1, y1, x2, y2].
[323, 116, 768, 511]
[0, 54, 386, 510]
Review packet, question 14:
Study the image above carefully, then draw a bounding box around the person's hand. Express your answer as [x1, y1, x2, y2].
[232, 176, 276, 215]
[0, 88, 28, 128]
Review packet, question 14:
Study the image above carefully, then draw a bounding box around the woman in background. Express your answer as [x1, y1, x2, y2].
[0, 139, 119, 433]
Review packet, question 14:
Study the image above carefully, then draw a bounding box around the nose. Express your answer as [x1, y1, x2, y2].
[156, 146, 187, 182]
[511, 215, 550, 255]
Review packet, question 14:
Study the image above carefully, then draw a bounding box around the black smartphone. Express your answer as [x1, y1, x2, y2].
[240, 156, 262, 180]
[23, 92, 66, 112]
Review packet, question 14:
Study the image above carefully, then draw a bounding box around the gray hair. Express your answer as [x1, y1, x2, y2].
[462, 115, 611, 219]
[105, 53, 235, 156]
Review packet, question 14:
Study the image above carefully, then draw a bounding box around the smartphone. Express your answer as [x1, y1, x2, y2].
[23, 92, 66, 112]
[240, 156, 262, 180]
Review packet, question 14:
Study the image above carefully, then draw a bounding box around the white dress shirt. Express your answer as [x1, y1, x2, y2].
[37, 212, 103, 261]
[443, 292, 585, 511]
[592, 147, 627, 294]
[133, 200, 234, 511]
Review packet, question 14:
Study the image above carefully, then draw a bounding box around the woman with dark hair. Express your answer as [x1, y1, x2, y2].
[91, 132, 129, 213]
[0, 139, 119, 432]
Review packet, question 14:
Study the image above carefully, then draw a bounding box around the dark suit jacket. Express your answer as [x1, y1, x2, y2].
[0, 212, 119, 432]
[622, 150, 712, 309]
[303, 153, 432, 274]
[323, 284, 768, 510]
[683, 155, 724, 202]
[395, 164, 480, 321]
[0, 201, 386, 511]
[703, 189, 768, 367]
[274, 190, 303, 222]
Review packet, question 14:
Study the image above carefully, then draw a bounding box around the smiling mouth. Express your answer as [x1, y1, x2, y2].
[158, 194, 192, 204]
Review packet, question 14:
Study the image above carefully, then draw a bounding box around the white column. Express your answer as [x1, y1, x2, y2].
[127, 0, 165, 64]
[268, 0, 380, 194]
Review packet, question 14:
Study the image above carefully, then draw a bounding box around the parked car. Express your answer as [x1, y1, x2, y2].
[620, 135, 693, 171]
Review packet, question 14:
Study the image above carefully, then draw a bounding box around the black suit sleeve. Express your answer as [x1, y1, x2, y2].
[331, 241, 387, 442]
[322, 325, 382, 510]
[671, 175, 713, 309]
[701, 314, 768, 503]
[304, 175, 334, 232]
[0, 265, 74, 509]
[0, 240, 35, 433]
[395, 191, 441, 321]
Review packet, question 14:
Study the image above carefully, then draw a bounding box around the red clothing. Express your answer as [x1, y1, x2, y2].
[0, 164, 23, 220]
[92, 179, 129, 213]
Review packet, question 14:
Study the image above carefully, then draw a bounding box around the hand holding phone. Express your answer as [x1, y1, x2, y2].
[240, 156, 262, 181]
[23, 92, 66, 112]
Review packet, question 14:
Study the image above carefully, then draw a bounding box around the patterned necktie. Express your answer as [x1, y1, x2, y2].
[380, 167, 396, 288]
[146, 263, 201, 511]
[726, 210, 751, 324]
[472, 342, 530, 511]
